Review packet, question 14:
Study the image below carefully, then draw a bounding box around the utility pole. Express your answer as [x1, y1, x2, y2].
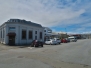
[65, 28, 67, 38]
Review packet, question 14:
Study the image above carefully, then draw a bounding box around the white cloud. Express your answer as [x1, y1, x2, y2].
[0, 0, 87, 27]
[81, 23, 91, 27]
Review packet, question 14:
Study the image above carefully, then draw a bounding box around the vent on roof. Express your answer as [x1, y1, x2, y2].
[7, 19, 42, 27]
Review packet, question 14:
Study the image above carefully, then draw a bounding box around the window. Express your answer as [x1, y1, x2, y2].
[57, 39, 60, 40]
[48, 30, 52, 33]
[3, 30, 4, 38]
[9, 27, 15, 30]
[11, 20, 14, 22]
[35, 31, 37, 34]
[14, 20, 16, 22]
[22, 30, 26, 39]
[35, 36, 37, 40]
[44, 30, 46, 32]
[47, 39, 50, 41]
[29, 31, 33, 39]
[40, 32, 42, 39]
[1, 31, 2, 38]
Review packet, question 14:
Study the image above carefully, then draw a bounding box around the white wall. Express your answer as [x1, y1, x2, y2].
[44, 28, 52, 35]
[1, 23, 44, 45]
[0, 25, 6, 44]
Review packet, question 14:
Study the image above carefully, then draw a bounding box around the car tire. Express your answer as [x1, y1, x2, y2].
[31, 43, 34, 47]
[41, 45, 43, 47]
[31, 46, 34, 47]
[31, 45, 34, 47]
[35, 45, 37, 47]
[50, 43, 51, 45]
[34, 45, 36, 47]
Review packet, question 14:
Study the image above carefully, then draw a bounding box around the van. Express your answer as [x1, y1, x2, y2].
[68, 36, 77, 42]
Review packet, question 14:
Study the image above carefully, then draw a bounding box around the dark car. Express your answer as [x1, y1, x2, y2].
[31, 40, 43, 47]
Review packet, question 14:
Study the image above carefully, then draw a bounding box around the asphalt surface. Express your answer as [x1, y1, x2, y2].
[0, 39, 91, 68]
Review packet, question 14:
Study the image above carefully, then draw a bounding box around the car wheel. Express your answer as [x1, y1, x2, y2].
[41, 45, 43, 47]
[35, 45, 38, 47]
[31, 45, 34, 47]
[34, 45, 36, 47]
[31, 43, 34, 47]
[50, 43, 51, 45]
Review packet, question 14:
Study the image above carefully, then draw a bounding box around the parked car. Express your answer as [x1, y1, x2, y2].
[53, 38, 61, 44]
[45, 39, 58, 45]
[61, 39, 67, 43]
[68, 36, 77, 42]
[65, 38, 70, 42]
[31, 40, 43, 47]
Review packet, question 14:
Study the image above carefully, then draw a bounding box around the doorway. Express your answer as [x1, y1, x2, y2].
[9, 36, 15, 45]
[7, 32, 16, 45]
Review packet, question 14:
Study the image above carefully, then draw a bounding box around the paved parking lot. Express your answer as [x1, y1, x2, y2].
[0, 39, 91, 68]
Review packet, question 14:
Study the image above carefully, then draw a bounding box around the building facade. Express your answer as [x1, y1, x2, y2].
[43, 27, 61, 40]
[43, 27, 52, 41]
[44, 27, 52, 36]
[0, 19, 44, 45]
[68, 34, 82, 39]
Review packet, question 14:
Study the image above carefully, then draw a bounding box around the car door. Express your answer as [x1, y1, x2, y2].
[48, 39, 51, 44]
[46, 39, 50, 44]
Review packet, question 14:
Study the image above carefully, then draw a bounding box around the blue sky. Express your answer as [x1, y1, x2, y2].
[0, 0, 91, 34]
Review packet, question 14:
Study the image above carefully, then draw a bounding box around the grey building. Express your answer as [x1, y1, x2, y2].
[0, 19, 44, 45]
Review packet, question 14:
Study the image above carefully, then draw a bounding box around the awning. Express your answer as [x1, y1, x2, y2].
[7, 33, 16, 36]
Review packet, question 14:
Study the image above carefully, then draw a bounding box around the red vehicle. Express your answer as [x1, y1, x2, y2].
[61, 39, 67, 43]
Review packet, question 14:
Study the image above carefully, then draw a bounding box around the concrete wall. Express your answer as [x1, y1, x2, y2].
[44, 28, 52, 35]
[0, 23, 44, 45]
[0, 25, 6, 44]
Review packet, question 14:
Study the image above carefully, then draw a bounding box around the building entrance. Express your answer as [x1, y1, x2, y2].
[9, 36, 15, 45]
[7, 33, 16, 45]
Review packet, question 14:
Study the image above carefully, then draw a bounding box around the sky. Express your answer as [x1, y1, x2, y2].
[0, 0, 91, 34]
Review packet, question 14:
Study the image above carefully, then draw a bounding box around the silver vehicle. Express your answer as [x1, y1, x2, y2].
[53, 38, 61, 44]
[45, 39, 58, 45]
[65, 38, 70, 42]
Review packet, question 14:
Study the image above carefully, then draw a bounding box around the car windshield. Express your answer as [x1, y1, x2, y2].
[69, 38, 74, 39]
[57, 39, 60, 40]
[46, 39, 50, 41]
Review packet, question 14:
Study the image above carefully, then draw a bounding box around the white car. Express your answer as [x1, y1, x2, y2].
[53, 38, 61, 44]
[45, 39, 58, 45]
